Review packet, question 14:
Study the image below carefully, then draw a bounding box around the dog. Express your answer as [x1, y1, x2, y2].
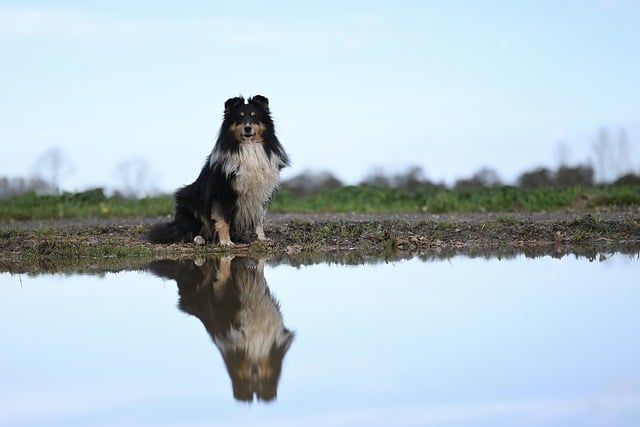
[148, 95, 290, 246]
[147, 256, 295, 402]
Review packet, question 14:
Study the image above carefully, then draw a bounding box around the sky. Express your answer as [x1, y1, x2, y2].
[1, 0, 639, 194]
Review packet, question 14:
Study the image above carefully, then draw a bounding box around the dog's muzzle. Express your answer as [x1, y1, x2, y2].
[242, 125, 255, 138]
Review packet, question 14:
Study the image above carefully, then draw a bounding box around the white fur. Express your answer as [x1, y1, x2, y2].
[211, 142, 283, 234]
[214, 259, 288, 359]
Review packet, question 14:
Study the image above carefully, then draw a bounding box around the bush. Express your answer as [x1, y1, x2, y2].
[517, 167, 554, 188]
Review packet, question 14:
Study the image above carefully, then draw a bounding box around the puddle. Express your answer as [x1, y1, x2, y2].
[1, 252, 639, 426]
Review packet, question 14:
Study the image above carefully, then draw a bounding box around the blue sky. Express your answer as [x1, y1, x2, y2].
[1, 1, 639, 193]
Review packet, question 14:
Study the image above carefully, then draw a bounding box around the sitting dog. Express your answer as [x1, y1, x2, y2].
[148, 95, 290, 246]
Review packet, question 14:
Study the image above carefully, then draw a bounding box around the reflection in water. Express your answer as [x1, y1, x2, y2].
[148, 256, 294, 403]
[2, 254, 640, 426]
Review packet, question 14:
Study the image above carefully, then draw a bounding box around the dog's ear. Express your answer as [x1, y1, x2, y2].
[276, 329, 295, 354]
[250, 95, 269, 113]
[224, 97, 244, 114]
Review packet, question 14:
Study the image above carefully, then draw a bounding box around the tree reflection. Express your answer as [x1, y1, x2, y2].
[148, 256, 294, 402]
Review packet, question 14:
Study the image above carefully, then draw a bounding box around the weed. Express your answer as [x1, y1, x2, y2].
[497, 215, 518, 225]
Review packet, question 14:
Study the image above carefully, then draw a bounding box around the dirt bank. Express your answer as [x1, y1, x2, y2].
[1, 211, 639, 272]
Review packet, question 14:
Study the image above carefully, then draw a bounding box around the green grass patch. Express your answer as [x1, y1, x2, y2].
[0, 189, 173, 221]
[1, 185, 639, 222]
[270, 184, 640, 214]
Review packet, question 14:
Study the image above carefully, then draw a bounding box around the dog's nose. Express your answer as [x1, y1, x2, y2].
[243, 125, 252, 134]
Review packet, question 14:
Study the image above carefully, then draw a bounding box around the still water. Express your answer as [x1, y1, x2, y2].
[1, 253, 639, 427]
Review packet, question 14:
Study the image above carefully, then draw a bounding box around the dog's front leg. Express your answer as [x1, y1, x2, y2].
[211, 210, 234, 247]
[255, 207, 268, 241]
[212, 255, 234, 298]
[255, 222, 267, 241]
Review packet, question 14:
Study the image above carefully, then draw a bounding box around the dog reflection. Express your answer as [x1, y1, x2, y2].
[148, 256, 294, 402]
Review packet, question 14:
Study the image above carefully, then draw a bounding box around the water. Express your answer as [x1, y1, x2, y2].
[1, 253, 639, 427]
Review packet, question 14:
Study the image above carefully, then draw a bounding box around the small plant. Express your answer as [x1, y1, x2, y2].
[497, 215, 518, 225]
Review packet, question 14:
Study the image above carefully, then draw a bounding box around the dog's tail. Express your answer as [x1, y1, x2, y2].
[148, 221, 186, 243]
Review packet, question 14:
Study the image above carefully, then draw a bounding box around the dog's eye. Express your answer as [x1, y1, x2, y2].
[250, 112, 256, 118]
[239, 112, 245, 117]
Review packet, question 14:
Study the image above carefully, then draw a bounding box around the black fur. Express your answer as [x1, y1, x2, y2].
[148, 95, 290, 244]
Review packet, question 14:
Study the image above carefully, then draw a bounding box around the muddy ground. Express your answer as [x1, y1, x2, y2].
[1, 211, 639, 273]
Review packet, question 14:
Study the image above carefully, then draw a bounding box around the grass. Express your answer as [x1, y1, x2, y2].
[1, 225, 156, 260]
[270, 184, 640, 214]
[0, 189, 172, 221]
[0, 184, 639, 222]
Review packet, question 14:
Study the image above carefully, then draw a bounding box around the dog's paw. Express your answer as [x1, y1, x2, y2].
[193, 235, 206, 246]
[219, 239, 235, 247]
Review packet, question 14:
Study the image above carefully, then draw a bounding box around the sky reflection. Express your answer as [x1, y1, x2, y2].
[1, 253, 638, 426]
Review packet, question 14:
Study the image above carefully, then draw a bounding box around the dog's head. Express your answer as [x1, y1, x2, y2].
[225, 329, 295, 402]
[224, 95, 272, 144]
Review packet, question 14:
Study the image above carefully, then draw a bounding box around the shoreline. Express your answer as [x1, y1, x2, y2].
[1, 211, 639, 273]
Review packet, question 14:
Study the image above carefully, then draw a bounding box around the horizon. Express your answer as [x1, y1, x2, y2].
[0, 150, 631, 199]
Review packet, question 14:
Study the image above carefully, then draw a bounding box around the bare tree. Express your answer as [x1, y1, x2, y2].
[280, 170, 343, 197]
[592, 127, 633, 183]
[32, 147, 73, 194]
[592, 128, 609, 182]
[360, 166, 392, 188]
[113, 158, 158, 198]
[0, 176, 52, 198]
[555, 165, 594, 187]
[517, 167, 554, 188]
[392, 165, 430, 192]
[616, 128, 632, 178]
[556, 140, 569, 167]
[455, 167, 502, 189]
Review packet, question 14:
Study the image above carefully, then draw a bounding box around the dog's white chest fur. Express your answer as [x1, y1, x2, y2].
[216, 268, 288, 359]
[224, 143, 281, 231]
